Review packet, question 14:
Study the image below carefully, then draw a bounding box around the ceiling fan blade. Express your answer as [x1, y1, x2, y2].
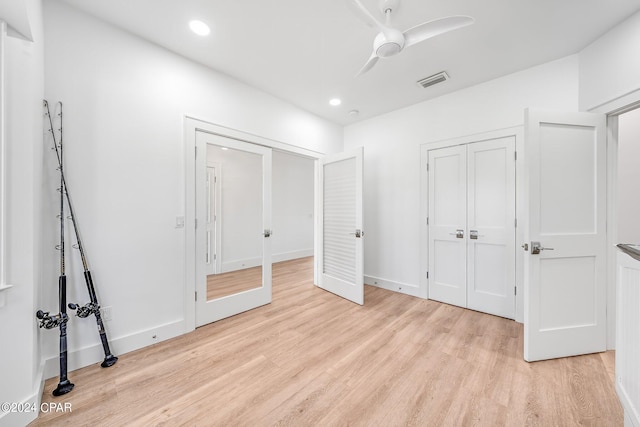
[346, 0, 386, 31]
[356, 52, 379, 76]
[403, 15, 474, 48]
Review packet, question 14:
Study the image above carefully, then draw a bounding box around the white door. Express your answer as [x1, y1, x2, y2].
[195, 131, 272, 326]
[428, 145, 467, 307]
[524, 109, 606, 361]
[467, 137, 516, 318]
[317, 147, 364, 305]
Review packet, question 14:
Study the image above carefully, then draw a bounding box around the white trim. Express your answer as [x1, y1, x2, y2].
[587, 88, 640, 116]
[43, 319, 185, 379]
[602, 94, 640, 350]
[0, 22, 11, 308]
[420, 126, 524, 323]
[273, 249, 314, 263]
[184, 115, 324, 159]
[365, 275, 420, 298]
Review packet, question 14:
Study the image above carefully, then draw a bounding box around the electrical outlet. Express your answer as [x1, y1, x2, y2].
[101, 306, 112, 321]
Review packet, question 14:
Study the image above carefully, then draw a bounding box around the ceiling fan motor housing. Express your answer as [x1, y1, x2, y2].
[374, 29, 404, 57]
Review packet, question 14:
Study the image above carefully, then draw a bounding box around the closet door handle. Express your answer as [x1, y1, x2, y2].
[469, 230, 485, 240]
[449, 229, 464, 239]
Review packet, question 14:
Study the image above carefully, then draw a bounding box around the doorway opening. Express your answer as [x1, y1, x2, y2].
[184, 117, 323, 330]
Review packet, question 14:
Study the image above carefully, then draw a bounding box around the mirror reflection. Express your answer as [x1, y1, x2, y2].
[206, 144, 263, 300]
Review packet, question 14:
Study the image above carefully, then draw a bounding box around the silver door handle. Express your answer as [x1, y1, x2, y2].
[469, 230, 484, 240]
[349, 229, 363, 238]
[449, 229, 464, 239]
[531, 241, 554, 255]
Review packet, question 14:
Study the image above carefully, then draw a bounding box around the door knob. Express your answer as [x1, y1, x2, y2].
[449, 229, 464, 239]
[530, 241, 554, 255]
[349, 229, 363, 238]
[469, 230, 484, 240]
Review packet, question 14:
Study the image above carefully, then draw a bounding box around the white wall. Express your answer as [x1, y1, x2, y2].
[42, 0, 342, 378]
[344, 55, 579, 294]
[0, 0, 45, 426]
[579, 10, 640, 112]
[617, 108, 640, 243]
[272, 150, 314, 262]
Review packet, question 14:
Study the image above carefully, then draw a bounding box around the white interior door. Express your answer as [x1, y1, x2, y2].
[317, 147, 363, 305]
[195, 131, 272, 326]
[428, 145, 467, 307]
[467, 137, 516, 318]
[524, 109, 606, 361]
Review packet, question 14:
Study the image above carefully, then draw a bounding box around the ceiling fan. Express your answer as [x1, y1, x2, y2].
[347, 0, 474, 75]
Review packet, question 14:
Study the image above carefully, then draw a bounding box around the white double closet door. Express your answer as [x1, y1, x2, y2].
[428, 136, 516, 319]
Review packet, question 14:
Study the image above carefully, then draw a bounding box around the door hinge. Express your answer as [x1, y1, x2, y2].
[195, 291, 198, 301]
[426, 217, 429, 225]
[514, 286, 517, 296]
[426, 163, 429, 172]
[214, 254, 217, 261]
[195, 218, 198, 229]
[426, 271, 429, 279]
[195, 146, 198, 158]
[514, 151, 517, 161]
[514, 218, 517, 228]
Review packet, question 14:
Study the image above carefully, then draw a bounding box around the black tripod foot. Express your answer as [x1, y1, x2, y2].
[52, 380, 74, 396]
[101, 354, 118, 368]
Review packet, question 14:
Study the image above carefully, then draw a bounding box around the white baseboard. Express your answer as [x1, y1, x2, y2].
[273, 249, 313, 263]
[221, 249, 313, 273]
[365, 275, 422, 298]
[0, 360, 45, 427]
[43, 319, 185, 380]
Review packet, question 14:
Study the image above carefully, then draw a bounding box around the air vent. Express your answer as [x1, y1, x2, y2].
[417, 71, 449, 89]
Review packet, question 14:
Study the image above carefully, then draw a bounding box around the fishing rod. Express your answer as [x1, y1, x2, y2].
[36, 101, 74, 396]
[43, 100, 118, 368]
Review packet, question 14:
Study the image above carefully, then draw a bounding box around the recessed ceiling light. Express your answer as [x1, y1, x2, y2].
[329, 98, 341, 106]
[189, 20, 210, 36]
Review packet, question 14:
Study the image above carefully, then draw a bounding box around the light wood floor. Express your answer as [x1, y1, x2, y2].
[31, 256, 622, 426]
[207, 265, 262, 300]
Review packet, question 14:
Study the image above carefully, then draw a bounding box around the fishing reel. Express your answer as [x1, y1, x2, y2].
[68, 302, 99, 318]
[36, 310, 68, 329]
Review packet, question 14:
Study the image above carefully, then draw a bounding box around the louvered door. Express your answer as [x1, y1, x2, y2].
[317, 147, 364, 305]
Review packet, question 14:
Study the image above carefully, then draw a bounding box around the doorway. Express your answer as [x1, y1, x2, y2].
[183, 118, 323, 330]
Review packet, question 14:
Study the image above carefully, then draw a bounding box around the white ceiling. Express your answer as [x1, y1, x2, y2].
[59, 0, 640, 125]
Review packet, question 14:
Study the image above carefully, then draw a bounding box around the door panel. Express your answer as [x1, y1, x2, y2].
[539, 124, 597, 235]
[428, 138, 516, 318]
[196, 131, 272, 326]
[428, 145, 467, 307]
[524, 109, 606, 361]
[467, 137, 516, 318]
[318, 147, 363, 305]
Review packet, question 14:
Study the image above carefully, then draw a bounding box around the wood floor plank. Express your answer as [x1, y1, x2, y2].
[30, 256, 623, 426]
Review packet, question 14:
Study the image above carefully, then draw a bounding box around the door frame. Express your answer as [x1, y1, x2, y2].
[420, 126, 525, 322]
[590, 96, 640, 349]
[205, 163, 221, 275]
[184, 116, 323, 332]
